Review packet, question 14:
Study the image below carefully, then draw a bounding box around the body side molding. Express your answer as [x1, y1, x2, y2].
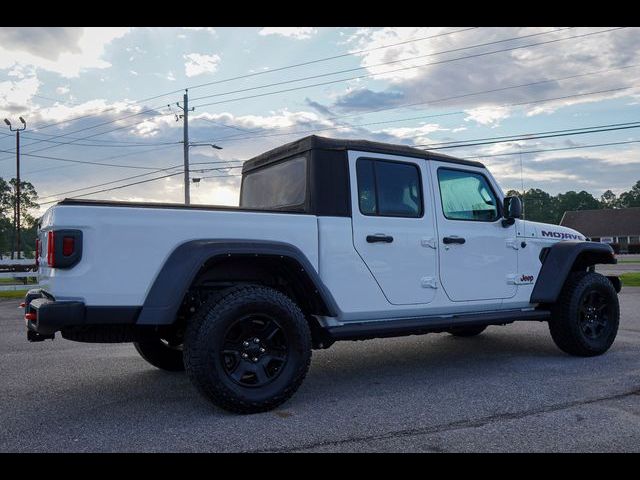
[530, 241, 616, 304]
[136, 240, 340, 325]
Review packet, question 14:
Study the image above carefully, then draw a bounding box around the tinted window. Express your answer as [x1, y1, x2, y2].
[241, 156, 307, 210]
[356, 158, 423, 218]
[437, 168, 499, 221]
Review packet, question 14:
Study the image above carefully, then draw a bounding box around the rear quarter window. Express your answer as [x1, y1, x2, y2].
[240, 156, 307, 211]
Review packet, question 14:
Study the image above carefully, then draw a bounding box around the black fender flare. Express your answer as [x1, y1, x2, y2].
[136, 240, 339, 325]
[530, 241, 616, 304]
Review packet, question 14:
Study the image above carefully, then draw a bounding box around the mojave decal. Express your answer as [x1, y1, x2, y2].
[540, 230, 585, 241]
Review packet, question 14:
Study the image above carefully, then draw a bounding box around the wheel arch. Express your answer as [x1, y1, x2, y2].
[530, 241, 617, 304]
[136, 240, 339, 326]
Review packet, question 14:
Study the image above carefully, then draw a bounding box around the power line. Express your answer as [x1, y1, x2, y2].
[8, 27, 623, 162]
[39, 168, 242, 205]
[203, 85, 635, 145]
[190, 27, 572, 103]
[0, 108, 173, 162]
[25, 27, 477, 135]
[185, 27, 479, 93]
[190, 28, 625, 110]
[1, 29, 500, 156]
[463, 139, 640, 159]
[17, 133, 181, 148]
[23, 144, 181, 177]
[415, 121, 640, 150]
[37, 160, 244, 200]
[0, 149, 175, 170]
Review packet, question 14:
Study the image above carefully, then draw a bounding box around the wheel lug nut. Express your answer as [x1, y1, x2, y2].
[242, 341, 249, 347]
[241, 353, 248, 359]
[253, 338, 260, 343]
[260, 348, 265, 353]
[252, 357, 258, 362]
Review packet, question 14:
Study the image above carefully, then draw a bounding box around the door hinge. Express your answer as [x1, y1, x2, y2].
[506, 238, 519, 250]
[421, 276, 438, 289]
[421, 237, 437, 249]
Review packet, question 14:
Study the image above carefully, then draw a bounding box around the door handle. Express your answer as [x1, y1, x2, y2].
[443, 236, 466, 245]
[367, 234, 394, 243]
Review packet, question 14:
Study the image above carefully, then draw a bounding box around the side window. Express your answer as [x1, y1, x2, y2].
[437, 168, 499, 221]
[356, 158, 423, 218]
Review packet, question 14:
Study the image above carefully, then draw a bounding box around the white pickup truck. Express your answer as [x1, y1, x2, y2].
[24, 135, 620, 414]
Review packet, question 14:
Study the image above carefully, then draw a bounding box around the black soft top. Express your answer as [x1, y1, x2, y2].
[242, 135, 484, 173]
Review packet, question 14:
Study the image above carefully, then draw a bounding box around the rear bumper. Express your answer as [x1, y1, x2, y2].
[24, 289, 85, 337]
[23, 289, 140, 341]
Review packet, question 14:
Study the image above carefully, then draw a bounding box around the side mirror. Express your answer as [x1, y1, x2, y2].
[502, 196, 522, 227]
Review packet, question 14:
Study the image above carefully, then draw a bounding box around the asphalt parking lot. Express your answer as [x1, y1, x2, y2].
[1, 288, 640, 453]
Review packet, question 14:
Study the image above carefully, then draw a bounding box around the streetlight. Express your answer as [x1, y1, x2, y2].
[4, 117, 27, 259]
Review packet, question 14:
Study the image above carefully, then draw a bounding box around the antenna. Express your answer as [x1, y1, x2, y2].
[519, 143, 526, 237]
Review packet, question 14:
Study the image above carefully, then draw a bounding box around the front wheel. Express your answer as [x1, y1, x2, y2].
[184, 285, 312, 414]
[549, 272, 619, 357]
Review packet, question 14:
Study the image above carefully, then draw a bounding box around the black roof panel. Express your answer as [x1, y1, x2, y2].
[242, 135, 484, 172]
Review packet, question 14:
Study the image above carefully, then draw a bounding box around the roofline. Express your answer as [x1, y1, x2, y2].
[563, 206, 640, 214]
[242, 135, 484, 173]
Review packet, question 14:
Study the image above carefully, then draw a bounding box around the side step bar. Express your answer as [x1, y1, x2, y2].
[327, 309, 551, 342]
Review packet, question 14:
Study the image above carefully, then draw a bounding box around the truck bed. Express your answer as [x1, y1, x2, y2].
[38, 200, 319, 307]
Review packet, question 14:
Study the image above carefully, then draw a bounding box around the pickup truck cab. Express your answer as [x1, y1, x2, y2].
[24, 135, 621, 413]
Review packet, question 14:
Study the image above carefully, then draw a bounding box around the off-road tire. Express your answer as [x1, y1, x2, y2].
[183, 285, 312, 414]
[134, 339, 185, 371]
[448, 325, 487, 337]
[549, 271, 619, 357]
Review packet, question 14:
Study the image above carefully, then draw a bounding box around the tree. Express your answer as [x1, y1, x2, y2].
[555, 190, 601, 223]
[0, 177, 39, 258]
[506, 188, 559, 224]
[618, 180, 640, 208]
[600, 189, 618, 209]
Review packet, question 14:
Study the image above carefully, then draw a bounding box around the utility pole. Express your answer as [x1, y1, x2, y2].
[4, 117, 26, 259]
[175, 90, 194, 205]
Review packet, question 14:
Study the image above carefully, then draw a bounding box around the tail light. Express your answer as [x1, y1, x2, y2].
[46, 229, 83, 269]
[47, 231, 55, 267]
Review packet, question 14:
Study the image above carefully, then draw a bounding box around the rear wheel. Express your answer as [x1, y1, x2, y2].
[549, 272, 619, 357]
[184, 285, 312, 414]
[448, 325, 487, 337]
[134, 338, 184, 371]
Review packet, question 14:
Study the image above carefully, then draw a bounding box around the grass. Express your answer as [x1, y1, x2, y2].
[0, 278, 37, 284]
[618, 259, 640, 264]
[620, 272, 640, 287]
[0, 290, 28, 299]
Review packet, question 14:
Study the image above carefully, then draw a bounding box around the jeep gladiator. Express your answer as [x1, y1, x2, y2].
[23, 135, 620, 413]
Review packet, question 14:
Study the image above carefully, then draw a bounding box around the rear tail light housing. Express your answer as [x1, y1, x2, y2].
[46, 229, 83, 268]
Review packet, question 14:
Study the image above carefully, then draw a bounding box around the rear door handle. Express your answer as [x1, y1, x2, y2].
[443, 236, 466, 245]
[367, 234, 394, 243]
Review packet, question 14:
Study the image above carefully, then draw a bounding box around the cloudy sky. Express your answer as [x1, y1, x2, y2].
[1, 26, 639, 214]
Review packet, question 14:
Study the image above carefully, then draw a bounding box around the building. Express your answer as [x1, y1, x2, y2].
[560, 207, 640, 253]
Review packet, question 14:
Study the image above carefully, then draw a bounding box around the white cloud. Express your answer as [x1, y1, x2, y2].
[258, 28, 317, 40]
[0, 27, 131, 78]
[184, 53, 221, 77]
[0, 73, 41, 116]
[378, 123, 444, 137]
[335, 27, 640, 115]
[56, 85, 70, 95]
[464, 106, 511, 126]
